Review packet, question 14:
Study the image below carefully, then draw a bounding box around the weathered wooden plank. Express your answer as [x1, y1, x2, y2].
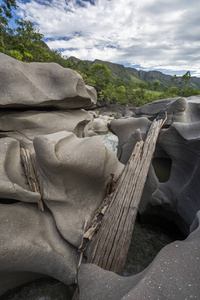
[86, 117, 165, 274]
[20, 148, 44, 211]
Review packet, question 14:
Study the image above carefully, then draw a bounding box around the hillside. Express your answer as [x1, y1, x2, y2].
[70, 57, 200, 89]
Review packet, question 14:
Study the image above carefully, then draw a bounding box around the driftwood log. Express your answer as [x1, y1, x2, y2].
[72, 117, 166, 300]
[87, 117, 165, 274]
[20, 148, 44, 211]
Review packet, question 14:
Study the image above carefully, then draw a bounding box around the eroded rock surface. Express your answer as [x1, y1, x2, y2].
[109, 97, 200, 234]
[134, 96, 200, 124]
[0, 131, 124, 296]
[33, 131, 124, 247]
[0, 203, 79, 296]
[78, 210, 200, 300]
[0, 53, 97, 109]
[0, 109, 95, 150]
[1, 52, 200, 299]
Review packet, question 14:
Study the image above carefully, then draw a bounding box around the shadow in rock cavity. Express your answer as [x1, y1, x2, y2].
[123, 215, 186, 277]
[152, 145, 172, 183]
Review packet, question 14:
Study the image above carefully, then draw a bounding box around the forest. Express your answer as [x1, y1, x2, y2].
[1, 0, 200, 107]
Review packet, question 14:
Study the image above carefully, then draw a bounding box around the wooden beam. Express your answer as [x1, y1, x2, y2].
[86, 117, 165, 274]
[20, 148, 44, 211]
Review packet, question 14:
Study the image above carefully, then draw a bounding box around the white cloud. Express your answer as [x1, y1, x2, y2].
[16, 0, 200, 76]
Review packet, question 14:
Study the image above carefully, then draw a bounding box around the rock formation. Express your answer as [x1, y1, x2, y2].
[77, 96, 200, 300]
[0, 53, 96, 109]
[0, 53, 124, 296]
[78, 210, 200, 299]
[1, 52, 200, 300]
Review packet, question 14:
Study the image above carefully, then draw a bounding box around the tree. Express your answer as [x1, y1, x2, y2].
[170, 74, 178, 85]
[181, 71, 191, 89]
[147, 81, 152, 90]
[90, 64, 111, 89]
[163, 85, 169, 93]
[4, 18, 51, 62]
[153, 80, 160, 91]
[170, 86, 179, 95]
[0, 0, 17, 28]
[139, 82, 147, 90]
[0, 0, 17, 51]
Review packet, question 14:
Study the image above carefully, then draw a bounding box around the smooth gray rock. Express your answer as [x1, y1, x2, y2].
[109, 117, 151, 163]
[0, 202, 79, 296]
[141, 121, 200, 233]
[0, 109, 95, 150]
[78, 210, 200, 300]
[0, 52, 97, 109]
[33, 131, 124, 247]
[134, 96, 200, 124]
[0, 137, 40, 202]
[0, 131, 124, 296]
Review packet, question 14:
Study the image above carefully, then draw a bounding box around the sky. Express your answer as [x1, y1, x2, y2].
[10, 0, 200, 77]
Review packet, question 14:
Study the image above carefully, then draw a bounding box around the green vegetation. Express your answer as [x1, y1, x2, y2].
[1, 0, 200, 107]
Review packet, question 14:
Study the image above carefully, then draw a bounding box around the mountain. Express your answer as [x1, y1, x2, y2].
[84, 59, 142, 84]
[69, 57, 200, 89]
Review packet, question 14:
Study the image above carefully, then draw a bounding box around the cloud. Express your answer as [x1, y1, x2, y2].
[16, 0, 200, 77]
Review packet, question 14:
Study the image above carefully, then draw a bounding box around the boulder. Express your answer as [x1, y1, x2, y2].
[109, 98, 200, 234]
[0, 131, 124, 296]
[93, 115, 114, 133]
[109, 117, 151, 163]
[140, 121, 200, 234]
[134, 96, 200, 124]
[0, 109, 95, 150]
[78, 210, 200, 300]
[33, 131, 124, 247]
[0, 202, 79, 296]
[0, 53, 97, 109]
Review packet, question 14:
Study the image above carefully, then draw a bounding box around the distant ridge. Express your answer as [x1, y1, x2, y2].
[69, 56, 200, 89]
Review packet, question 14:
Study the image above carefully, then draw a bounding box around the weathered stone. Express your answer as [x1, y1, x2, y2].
[140, 121, 200, 234]
[134, 96, 200, 124]
[109, 117, 151, 162]
[78, 211, 200, 299]
[0, 53, 97, 109]
[0, 109, 95, 150]
[33, 131, 124, 247]
[93, 115, 114, 133]
[0, 202, 79, 296]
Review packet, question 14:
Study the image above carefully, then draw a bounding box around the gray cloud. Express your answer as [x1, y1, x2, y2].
[16, 0, 200, 76]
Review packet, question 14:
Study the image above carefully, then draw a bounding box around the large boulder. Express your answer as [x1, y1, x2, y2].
[0, 132, 124, 296]
[0, 202, 79, 296]
[0, 53, 97, 109]
[0, 109, 95, 150]
[140, 121, 200, 234]
[110, 117, 151, 164]
[134, 96, 200, 124]
[33, 131, 124, 247]
[109, 97, 200, 234]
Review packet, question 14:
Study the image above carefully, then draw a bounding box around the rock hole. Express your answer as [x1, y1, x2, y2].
[152, 146, 172, 183]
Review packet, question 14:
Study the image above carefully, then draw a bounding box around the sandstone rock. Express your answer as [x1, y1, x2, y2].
[109, 98, 200, 234]
[134, 96, 200, 125]
[78, 211, 200, 299]
[93, 115, 114, 133]
[0, 109, 95, 150]
[109, 117, 151, 163]
[0, 202, 79, 296]
[33, 131, 124, 247]
[140, 121, 200, 234]
[0, 53, 97, 109]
